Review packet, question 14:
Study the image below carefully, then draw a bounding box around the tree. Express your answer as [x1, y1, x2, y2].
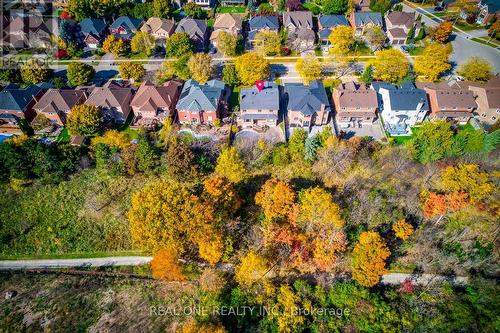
[254, 30, 281, 56]
[235, 251, 269, 286]
[409, 120, 455, 163]
[67, 0, 91, 21]
[488, 20, 500, 39]
[430, 21, 453, 43]
[255, 178, 296, 221]
[151, 248, 186, 281]
[234, 53, 270, 86]
[178, 320, 227, 333]
[322, 0, 348, 14]
[31, 113, 53, 131]
[258, 3, 275, 14]
[414, 43, 452, 82]
[328, 26, 355, 56]
[119, 62, 145, 81]
[296, 55, 322, 84]
[102, 35, 127, 56]
[438, 164, 494, 202]
[21, 59, 52, 84]
[152, 0, 173, 18]
[422, 191, 468, 218]
[165, 32, 193, 57]
[184, 2, 203, 18]
[171, 54, 191, 80]
[364, 26, 386, 51]
[288, 128, 308, 161]
[66, 105, 103, 136]
[298, 187, 344, 229]
[454, 0, 478, 17]
[222, 64, 240, 86]
[360, 64, 374, 83]
[131, 31, 156, 56]
[371, 49, 409, 83]
[155, 60, 174, 84]
[0, 68, 21, 84]
[286, 0, 302, 11]
[66, 62, 95, 87]
[392, 219, 414, 240]
[458, 57, 493, 82]
[217, 31, 237, 56]
[164, 140, 198, 180]
[214, 146, 246, 183]
[136, 135, 159, 172]
[187, 53, 213, 83]
[351, 231, 390, 287]
[369, 0, 391, 14]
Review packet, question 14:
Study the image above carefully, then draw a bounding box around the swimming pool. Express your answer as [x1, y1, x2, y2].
[0, 134, 13, 143]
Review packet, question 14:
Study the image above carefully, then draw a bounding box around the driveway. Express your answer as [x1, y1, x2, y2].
[335, 119, 386, 141]
[0, 256, 152, 269]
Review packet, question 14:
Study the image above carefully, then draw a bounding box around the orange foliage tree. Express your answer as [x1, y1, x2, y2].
[422, 191, 469, 218]
[392, 219, 414, 240]
[151, 248, 186, 281]
[351, 231, 391, 287]
[203, 175, 241, 218]
[431, 21, 453, 43]
[255, 178, 296, 221]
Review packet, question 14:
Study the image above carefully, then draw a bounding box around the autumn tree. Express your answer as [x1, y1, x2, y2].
[178, 319, 227, 333]
[119, 62, 145, 81]
[102, 35, 127, 56]
[351, 231, 390, 287]
[217, 31, 237, 56]
[131, 31, 156, 56]
[296, 55, 322, 84]
[234, 53, 270, 85]
[66, 104, 103, 136]
[203, 175, 242, 217]
[328, 26, 355, 56]
[458, 57, 493, 82]
[430, 21, 453, 43]
[165, 32, 193, 57]
[187, 53, 213, 83]
[414, 43, 452, 82]
[164, 140, 198, 180]
[371, 49, 409, 83]
[214, 146, 246, 183]
[254, 30, 281, 56]
[20, 59, 52, 84]
[222, 64, 240, 86]
[184, 2, 203, 18]
[151, 248, 186, 281]
[364, 26, 386, 50]
[235, 251, 269, 286]
[31, 113, 53, 131]
[392, 219, 414, 240]
[438, 164, 494, 202]
[421, 191, 468, 218]
[66, 62, 95, 87]
[488, 20, 500, 39]
[255, 178, 296, 221]
[152, 0, 173, 18]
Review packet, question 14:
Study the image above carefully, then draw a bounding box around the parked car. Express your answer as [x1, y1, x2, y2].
[434, 6, 443, 11]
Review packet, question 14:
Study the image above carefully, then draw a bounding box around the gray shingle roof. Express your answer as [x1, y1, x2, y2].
[283, 11, 313, 29]
[284, 81, 330, 116]
[319, 15, 349, 28]
[377, 82, 429, 111]
[175, 18, 207, 39]
[353, 12, 383, 27]
[80, 18, 107, 36]
[177, 79, 225, 112]
[240, 82, 279, 110]
[249, 16, 280, 31]
[0, 84, 43, 112]
[110, 16, 143, 31]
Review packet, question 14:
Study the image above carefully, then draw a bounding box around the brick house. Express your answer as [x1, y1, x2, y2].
[110, 16, 143, 41]
[0, 84, 44, 133]
[424, 88, 477, 124]
[84, 81, 134, 124]
[385, 11, 421, 45]
[140, 17, 176, 46]
[33, 89, 87, 125]
[283, 11, 315, 53]
[350, 12, 384, 36]
[333, 81, 378, 127]
[80, 17, 108, 48]
[238, 82, 280, 128]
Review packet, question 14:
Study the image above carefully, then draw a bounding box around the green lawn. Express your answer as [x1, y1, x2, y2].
[228, 86, 241, 111]
[56, 128, 70, 143]
[409, 46, 424, 56]
[216, 6, 246, 13]
[471, 37, 500, 48]
[302, 2, 322, 14]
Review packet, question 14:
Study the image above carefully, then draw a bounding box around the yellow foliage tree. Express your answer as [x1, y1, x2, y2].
[214, 146, 246, 183]
[235, 251, 269, 287]
[298, 187, 344, 229]
[187, 53, 214, 83]
[296, 55, 322, 84]
[438, 164, 494, 202]
[234, 53, 270, 86]
[197, 232, 224, 266]
[351, 231, 390, 287]
[216, 31, 237, 56]
[91, 129, 131, 150]
[328, 26, 355, 56]
[255, 178, 296, 221]
[272, 285, 306, 332]
[392, 219, 414, 240]
[130, 31, 156, 56]
[151, 248, 186, 281]
[414, 43, 452, 82]
[102, 35, 127, 56]
[371, 49, 409, 83]
[458, 57, 493, 82]
[177, 319, 227, 333]
[66, 104, 103, 136]
[254, 30, 281, 56]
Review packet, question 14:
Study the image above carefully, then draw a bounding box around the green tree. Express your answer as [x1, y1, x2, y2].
[67, 0, 91, 21]
[184, 2, 203, 18]
[360, 64, 374, 83]
[171, 55, 191, 80]
[187, 53, 213, 83]
[165, 32, 193, 57]
[0, 68, 21, 84]
[66, 105, 103, 136]
[217, 31, 237, 56]
[66, 62, 95, 87]
[131, 31, 156, 56]
[234, 53, 270, 86]
[288, 128, 308, 161]
[369, 0, 391, 14]
[118, 62, 145, 81]
[21, 59, 52, 84]
[409, 120, 455, 163]
[296, 55, 322, 84]
[258, 3, 275, 14]
[222, 64, 240, 86]
[322, 0, 348, 14]
[458, 57, 493, 82]
[152, 0, 173, 18]
[136, 134, 159, 172]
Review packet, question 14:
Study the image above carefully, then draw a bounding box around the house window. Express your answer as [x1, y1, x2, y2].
[303, 121, 310, 126]
[245, 119, 250, 122]
[257, 109, 262, 112]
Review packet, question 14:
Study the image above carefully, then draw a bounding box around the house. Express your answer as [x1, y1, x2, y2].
[140, 17, 175, 46]
[318, 15, 350, 47]
[176, 79, 227, 125]
[284, 81, 330, 132]
[372, 82, 429, 135]
[476, 0, 500, 24]
[350, 12, 384, 36]
[110, 16, 143, 40]
[84, 81, 133, 124]
[175, 18, 208, 51]
[130, 80, 183, 128]
[194, 0, 216, 8]
[283, 11, 315, 53]
[0, 84, 45, 132]
[247, 16, 280, 48]
[32, 89, 87, 125]
[423, 87, 477, 124]
[1, 16, 51, 49]
[80, 17, 108, 48]
[210, 14, 243, 49]
[385, 11, 421, 45]
[354, 0, 370, 11]
[238, 82, 280, 128]
[333, 81, 378, 128]
[467, 77, 500, 125]
[221, 0, 245, 5]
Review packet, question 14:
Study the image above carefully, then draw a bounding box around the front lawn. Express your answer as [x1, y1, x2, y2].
[228, 86, 241, 111]
[216, 6, 246, 13]
[409, 46, 424, 56]
[56, 128, 70, 143]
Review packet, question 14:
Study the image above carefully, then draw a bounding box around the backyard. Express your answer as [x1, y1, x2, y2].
[216, 6, 246, 13]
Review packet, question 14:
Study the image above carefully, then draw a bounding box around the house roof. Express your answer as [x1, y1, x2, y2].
[284, 81, 330, 116]
[385, 11, 415, 29]
[433, 89, 477, 109]
[353, 12, 383, 27]
[175, 18, 207, 39]
[177, 79, 225, 112]
[131, 80, 182, 110]
[388, 28, 407, 38]
[336, 81, 378, 109]
[33, 89, 86, 113]
[319, 15, 349, 28]
[294, 28, 316, 41]
[480, 0, 500, 13]
[213, 13, 243, 30]
[377, 83, 429, 111]
[80, 17, 107, 36]
[249, 16, 279, 31]
[141, 17, 175, 35]
[283, 11, 313, 29]
[85, 85, 133, 111]
[110, 16, 143, 31]
[240, 82, 279, 110]
[0, 84, 43, 112]
[5, 16, 44, 33]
